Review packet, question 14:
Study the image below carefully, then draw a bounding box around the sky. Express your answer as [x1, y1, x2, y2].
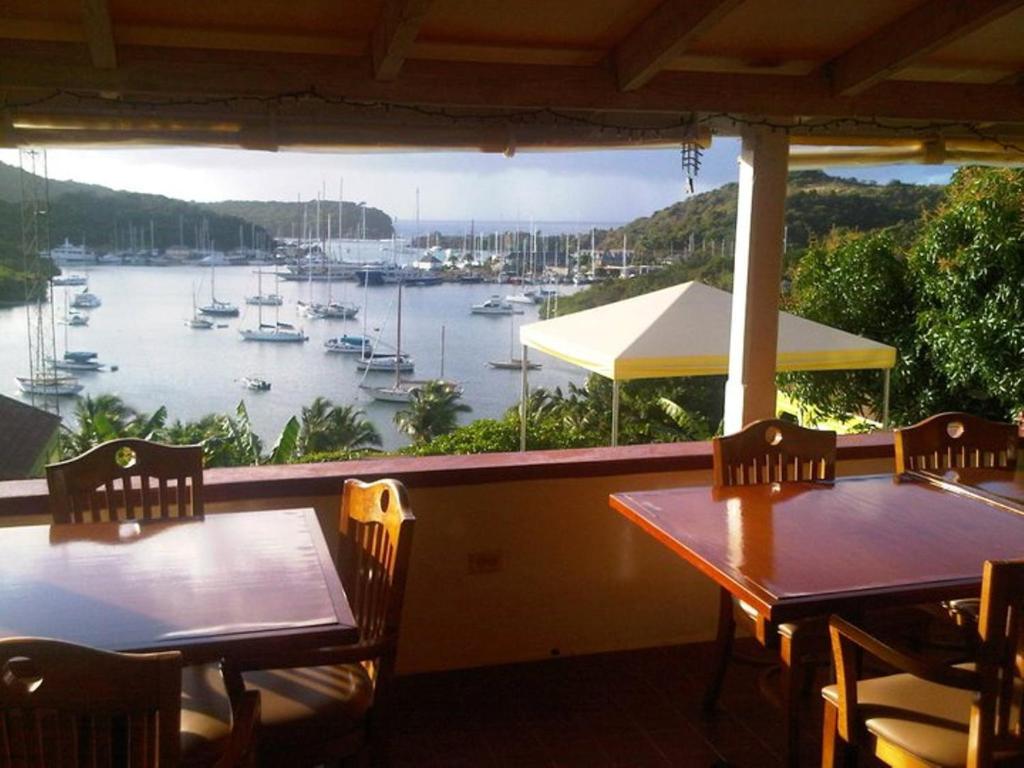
[0, 141, 956, 224]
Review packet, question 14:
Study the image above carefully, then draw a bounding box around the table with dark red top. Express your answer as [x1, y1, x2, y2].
[0, 508, 356, 662]
[609, 474, 1024, 767]
[914, 466, 1024, 511]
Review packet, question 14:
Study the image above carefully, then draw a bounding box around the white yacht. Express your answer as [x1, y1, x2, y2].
[242, 375, 271, 391]
[240, 270, 306, 341]
[17, 374, 84, 396]
[325, 335, 374, 354]
[49, 239, 95, 265]
[71, 290, 102, 309]
[52, 273, 89, 287]
[199, 264, 239, 316]
[246, 293, 284, 306]
[471, 296, 523, 315]
[239, 323, 308, 342]
[356, 352, 414, 372]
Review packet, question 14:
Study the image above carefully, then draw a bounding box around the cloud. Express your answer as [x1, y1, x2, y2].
[0, 139, 950, 224]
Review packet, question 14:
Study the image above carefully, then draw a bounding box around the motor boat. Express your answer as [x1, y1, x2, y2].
[471, 296, 523, 315]
[242, 375, 271, 391]
[71, 291, 101, 309]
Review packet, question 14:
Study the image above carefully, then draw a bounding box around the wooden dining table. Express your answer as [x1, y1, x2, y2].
[0, 508, 357, 663]
[609, 473, 1024, 766]
[912, 466, 1024, 509]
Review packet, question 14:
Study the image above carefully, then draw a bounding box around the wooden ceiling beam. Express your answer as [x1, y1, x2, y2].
[80, 0, 116, 69]
[613, 0, 745, 91]
[371, 0, 434, 81]
[3, 47, 1024, 126]
[827, 0, 1024, 96]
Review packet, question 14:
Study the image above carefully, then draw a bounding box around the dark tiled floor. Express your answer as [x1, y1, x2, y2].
[390, 640, 835, 768]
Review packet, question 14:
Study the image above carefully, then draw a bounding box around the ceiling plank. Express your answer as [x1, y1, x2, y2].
[827, 0, 1024, 96]
[80, 0, 117, 69]
[613, 0, 745, 91]
[3, 46, 1024, 127]
[371, 0, 434, 81]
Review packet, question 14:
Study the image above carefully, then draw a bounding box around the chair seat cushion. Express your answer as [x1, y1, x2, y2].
[180, 663, 234, 767]
[243, 663, 374, 748]
[822, 664, 978, 767]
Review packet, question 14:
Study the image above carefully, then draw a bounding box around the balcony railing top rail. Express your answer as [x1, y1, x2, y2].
[0, 433, 896, 519]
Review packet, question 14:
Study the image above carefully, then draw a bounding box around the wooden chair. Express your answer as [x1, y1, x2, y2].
[708, 419, 836, 765]
[894, 411, 1018, 475]
[46, 438, 204, 523]
[822, 558, 1024, 768]
[712, 417, 836, 487]
[0, 637, 182, 767]
[231, 478, 416, 767]
[895, 413, 1019, 628]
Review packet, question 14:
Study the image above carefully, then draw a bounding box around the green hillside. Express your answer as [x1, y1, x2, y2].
[202, 200, 394, 240]
[0, 161, 270, 253]
[561, 170, 945, 315]
[604, 170, 944, 256]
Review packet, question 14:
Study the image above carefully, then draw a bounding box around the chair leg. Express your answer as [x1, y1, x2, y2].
[821, 701, 857, 768]
[780, 629, 802, 768]
[703, 587, 736, 713]
[821, 700, 839, 768]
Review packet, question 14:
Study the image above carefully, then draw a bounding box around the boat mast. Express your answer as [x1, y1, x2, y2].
[440, 324, 446, 379]
[394, 281, 403, 388]
[257, 269, 263, 327]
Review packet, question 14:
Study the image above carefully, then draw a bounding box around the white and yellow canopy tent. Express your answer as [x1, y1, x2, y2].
[517, 281, 896, 449]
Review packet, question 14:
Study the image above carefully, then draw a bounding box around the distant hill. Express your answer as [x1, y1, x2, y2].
[202, 200, 394, 240]
[602, 170, 944, 256]
[0, 161, 271, 253]
[0, 161, 114, 204]
[559, 170, 946, 316]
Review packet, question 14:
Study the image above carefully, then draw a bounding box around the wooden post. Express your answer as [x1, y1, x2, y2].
[724, 128, 789, 434]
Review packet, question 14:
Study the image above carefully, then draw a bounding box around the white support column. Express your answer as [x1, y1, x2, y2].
[724, 129, 789, 434]
[519, 345, 529, 451]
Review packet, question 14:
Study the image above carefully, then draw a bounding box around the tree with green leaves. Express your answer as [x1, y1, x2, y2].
[297, 397, 381, 457]
[61, 394, 167, 458]
[395, 381, 471, 445]
[781, 167, 1024, 425]
[908, 167, 1024, 421]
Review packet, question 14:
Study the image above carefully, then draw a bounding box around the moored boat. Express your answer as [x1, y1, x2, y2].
[16, 374, 84, 396]
[471, 296, 523, 315]
[71, 290, 101, 309]
[325, 335, 374, 354]
[241, 375, 271, 391]
[356, 353, 414, 373]
[52, 273, 88, 287]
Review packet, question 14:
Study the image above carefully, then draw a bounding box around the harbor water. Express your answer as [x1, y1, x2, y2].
[1, 266, 583, 450]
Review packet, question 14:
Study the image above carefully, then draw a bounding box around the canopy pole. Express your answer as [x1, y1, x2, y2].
[882, 368, 891, 430]
[519, 344, 529, 451]
[611, 379, 620, 447]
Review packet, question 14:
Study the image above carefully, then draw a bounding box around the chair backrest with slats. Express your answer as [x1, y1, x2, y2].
[894, 411, 1018, 475]
[0, 638, 181, 768]
[46, 439, 204, 523]
[712, 419, 836, 488]
[337, 479, 415, 692]
[971, 559, 1024, 767]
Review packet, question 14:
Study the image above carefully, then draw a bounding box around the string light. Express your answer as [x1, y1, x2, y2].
[3, 87, 1024, 155]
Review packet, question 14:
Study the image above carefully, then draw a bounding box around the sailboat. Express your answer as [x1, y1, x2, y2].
[488, 314, 541, 370]
[240, 270, 308, 342]
[362, 281, 423, 401]
[185, 284, 214, 329]
[357, 280, 414, 375]
[50, 290, 105, 371]
[199, 262, 239, 316]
